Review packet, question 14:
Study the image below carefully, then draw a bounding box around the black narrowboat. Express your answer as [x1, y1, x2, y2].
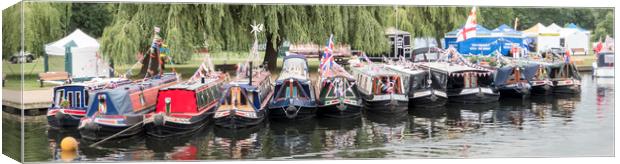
[268, 54, 318, 120]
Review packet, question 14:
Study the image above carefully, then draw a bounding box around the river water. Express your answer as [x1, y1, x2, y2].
[3, 73, 614, 162]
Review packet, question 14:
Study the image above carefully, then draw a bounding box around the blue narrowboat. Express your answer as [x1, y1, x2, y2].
[268, 54, 317, 120]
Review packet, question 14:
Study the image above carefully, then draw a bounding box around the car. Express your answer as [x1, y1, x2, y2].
[9, 52, 35, 64]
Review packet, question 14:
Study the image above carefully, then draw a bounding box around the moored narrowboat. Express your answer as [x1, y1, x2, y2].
[494, 65, 532, 98]
[592, 52, 614, 78]
[78, 73, 179, 141]
[522, 63, 554, 95]
[268, 54, 318, 120]
[548, 62, 582, 94]
[47, 78, 131, 128]
[384, 62, 448, 108]
[350, 61, 408, 113]
[419, 62, 499, 104]
[316, 65, 363, 118]
[214, 64, 273, 128]
[144, 69, 228, 137]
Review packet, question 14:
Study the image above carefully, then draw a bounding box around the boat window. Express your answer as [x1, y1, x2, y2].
[196, 91, 204, 108]
[67, 91, 74, 108]
[76, 91, 82, 108]
[464, 73, 478, 88]
[54, 89, 65, 107]
[277, 81, 306, 99]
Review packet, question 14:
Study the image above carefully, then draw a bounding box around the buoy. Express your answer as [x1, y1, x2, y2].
[60, 150, 78, 162]
[60, 137, 78, 151]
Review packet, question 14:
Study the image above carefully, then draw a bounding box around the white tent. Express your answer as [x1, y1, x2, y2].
[44, 29, 109, 78]
[522, 23, 561, 52]
[561, 23, 591, 55]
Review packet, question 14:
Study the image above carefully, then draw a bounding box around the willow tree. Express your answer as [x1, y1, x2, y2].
[2, 2, 68, 58]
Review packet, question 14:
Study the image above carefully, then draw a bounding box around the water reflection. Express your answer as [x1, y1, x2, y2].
[14, 74, 614, 161]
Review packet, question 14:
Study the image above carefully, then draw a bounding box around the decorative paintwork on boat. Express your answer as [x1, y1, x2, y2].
[78, 73, 179, 141]
[268, 54, 317, 120]
[384, 62, 448, 108]
[214, 68, 273, 128]
[418, 62, 499, 104]
[316, 65, 362, 118]
[47, 78, 132, 128]
[350, 63, 408, 113]
[143, 72, 228, 137]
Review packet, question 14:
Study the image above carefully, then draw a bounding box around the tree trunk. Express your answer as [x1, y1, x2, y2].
[263, 32, 280, 71]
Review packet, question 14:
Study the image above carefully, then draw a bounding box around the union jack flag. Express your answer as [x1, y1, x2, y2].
[320, 34, 335, 74]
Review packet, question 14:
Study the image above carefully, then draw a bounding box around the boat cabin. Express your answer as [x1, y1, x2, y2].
[418, 62, 494, 93]
[155, 74, 226, 115]
[219, 70, 272, 112]
[596, 52, 614, 68]
[352, 65, 405, 96]
[51, 78, 131, 109]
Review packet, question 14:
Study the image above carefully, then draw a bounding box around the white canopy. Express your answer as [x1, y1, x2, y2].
[44, 29, 109, 78]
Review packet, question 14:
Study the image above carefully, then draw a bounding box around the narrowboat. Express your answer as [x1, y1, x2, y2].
[78, 73, 179, 141]
[548, 62, 582, 94]
[350, 62, 408, 113]
[592, 52, 614, 78]
[47, 78, 131, 128]
[494, 65, 532, 98]
[214, 63, 274, 128]
[419, 62, 499, 104]
[384, 62, 448, 108]
[143, 71, 227, 137]
[268, 54, 317, 120]
[315, 65, 363, 118]
[522, 63, 554, 95]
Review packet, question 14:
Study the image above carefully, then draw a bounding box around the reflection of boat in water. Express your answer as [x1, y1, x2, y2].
[317, 116, 362, 131]
[365, 111, 408, 127]
[145, 124, 211, 154]
[266, 119, 319, 156]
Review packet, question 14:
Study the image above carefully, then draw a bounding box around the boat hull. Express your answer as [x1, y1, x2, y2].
[410, 90, 448, 108]
[268, 105, 317, 120]
[78, 115, 145, 141]
[47, 109, 86, 128]
[144, 113, 212, 138]
[552, 79, 581, 94]
[498, 86, 531, 98]
[532, 83, 552, 95]
[214, 110, 265, 129]
[360, 93, 408, 113]
[448, 88, 499, 104]
[317, 103, 362, 118]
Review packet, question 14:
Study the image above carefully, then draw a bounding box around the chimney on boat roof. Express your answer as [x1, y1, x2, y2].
[249, 62, 253, 86]
[201, 77, 206, 84]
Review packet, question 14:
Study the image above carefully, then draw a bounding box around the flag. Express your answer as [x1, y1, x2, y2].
[456, 7, 477, 42]
[594, 37, 603, 54]
[320, 34, 335, 72]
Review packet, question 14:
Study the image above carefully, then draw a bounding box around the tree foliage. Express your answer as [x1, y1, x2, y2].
[2, 2, 68, 58]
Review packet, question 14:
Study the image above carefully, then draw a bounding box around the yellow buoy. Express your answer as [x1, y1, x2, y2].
[60, 150, 78, 162]
[60, 137, 78, 151]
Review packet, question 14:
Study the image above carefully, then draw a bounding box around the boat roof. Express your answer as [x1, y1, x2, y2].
[229, 70, 271, 87]
[352, 64, 400, 77]
[419, 62, 489, 73]
[162, 72, 225, 91]
[383, 64, 426, 75]
[54, 77, 131, 90]
[278, 56, 309, 81]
